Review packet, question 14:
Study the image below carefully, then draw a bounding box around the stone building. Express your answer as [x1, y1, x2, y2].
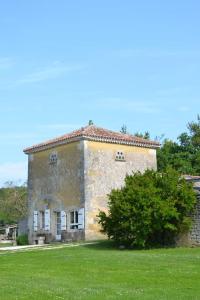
[184, 175, 200, 246]
[24, 124, 159, 244]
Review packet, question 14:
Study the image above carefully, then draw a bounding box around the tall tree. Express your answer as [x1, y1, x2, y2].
[157, 115, 200, 175]
[0, 183, 27, 224]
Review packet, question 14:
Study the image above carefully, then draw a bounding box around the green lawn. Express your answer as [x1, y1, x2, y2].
[0, 242, 200, 300]
[0, 242, 12, 247]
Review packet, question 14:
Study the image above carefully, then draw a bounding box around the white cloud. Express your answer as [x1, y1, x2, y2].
[16, 61, 85, 85]
[0, 162, 27, 187]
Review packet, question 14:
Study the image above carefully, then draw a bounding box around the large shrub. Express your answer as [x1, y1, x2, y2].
[98, 168, 196, 248]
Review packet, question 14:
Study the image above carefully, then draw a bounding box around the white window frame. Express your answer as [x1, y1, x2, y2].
[40, 211, 45, 230]
[33, 211, 38, 232]
[78, 208, 85, 230]
[61, 211, 67, 231]
[45, 209, 50, 231]
[70, 210, 79, 230]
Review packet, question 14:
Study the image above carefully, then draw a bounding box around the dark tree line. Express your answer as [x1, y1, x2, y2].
[121, 115, 200, 175]
[157, 115, 200, 175]
[0, 183, 27, 225]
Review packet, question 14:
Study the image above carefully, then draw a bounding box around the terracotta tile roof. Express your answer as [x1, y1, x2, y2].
[23, 125, 160, 154]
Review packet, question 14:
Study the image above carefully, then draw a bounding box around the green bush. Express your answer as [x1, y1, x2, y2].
[16, 234, 29, 246]
[98, 168, 196, 248]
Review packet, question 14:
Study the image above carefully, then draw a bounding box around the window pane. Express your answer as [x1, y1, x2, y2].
[70, 211, 74, 224]
[75, 211, 78, 223]
[42, 212, 45, 229]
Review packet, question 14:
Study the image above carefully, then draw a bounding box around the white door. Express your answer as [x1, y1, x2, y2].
[56, 212, 61, 241]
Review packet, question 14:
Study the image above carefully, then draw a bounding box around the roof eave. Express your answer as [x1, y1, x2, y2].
[23, 135, 160, 154]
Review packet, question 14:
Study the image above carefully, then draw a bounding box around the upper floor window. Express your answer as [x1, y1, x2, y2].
[49, 152, 57, 164]
[115, 151, 125, 161]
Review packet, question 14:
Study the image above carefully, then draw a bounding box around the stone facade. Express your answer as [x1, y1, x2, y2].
[27, 141, 85, 244]
[84, 141, 157, 240]
[24, 125, 159, 244]
[176, 176, 200, 247]
[188, 177, 200, 245]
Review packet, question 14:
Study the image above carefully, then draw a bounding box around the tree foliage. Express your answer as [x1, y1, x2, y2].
[88, 120, 94, 126]
[0, 183, 27, 224]
[120, 124, 127, 134]
[134, 131, 150, 140]
[157, 115, 200, 174]
[98, 168, 196, 248]
[120, 126, 150, 139]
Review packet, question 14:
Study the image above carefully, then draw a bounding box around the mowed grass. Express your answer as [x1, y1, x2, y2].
[0, 243, 12, 247]
[0, 242, 200, 300]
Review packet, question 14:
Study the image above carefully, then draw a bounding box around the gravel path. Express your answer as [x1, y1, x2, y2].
[0, 241, 98, 253]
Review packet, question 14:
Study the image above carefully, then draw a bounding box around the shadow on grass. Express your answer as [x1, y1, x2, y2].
[84, 240, 118, 251]
[84, 240, 179, 252]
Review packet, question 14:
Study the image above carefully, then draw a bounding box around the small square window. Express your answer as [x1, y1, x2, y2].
[115, 151, 125, 161]
[49, 152, 57, 164]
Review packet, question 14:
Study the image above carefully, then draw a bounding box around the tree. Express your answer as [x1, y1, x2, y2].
[134, 131, 150, 140]
[98, 168, 196, 248]
[0, 183, 27, 224]
[188, 114, 200, 148]
[120, 124, 127, 134]
[157, 115, 200, 175]
[88, 120, 94, 125]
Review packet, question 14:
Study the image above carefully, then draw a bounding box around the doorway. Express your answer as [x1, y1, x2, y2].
[56, 212, 61, 241]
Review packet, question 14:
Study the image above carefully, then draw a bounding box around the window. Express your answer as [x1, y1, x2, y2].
[40, 211, 45, 230]
[70, 210, 79, 229]
[45, 209, 51, 231]
[61, 211, 67, 231]
[115, 151, 125, 161]
[56, 212, 61, 236]
[33, 211, 38, 232]
[49, 152, 57, 164]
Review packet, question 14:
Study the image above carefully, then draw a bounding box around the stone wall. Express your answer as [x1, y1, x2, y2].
[177, 178, 200, 246]
[18, 218, 28, 236]
[27, 141, 85, 243]
[62, 230, 84, 242]
[189, 179, 200, 245]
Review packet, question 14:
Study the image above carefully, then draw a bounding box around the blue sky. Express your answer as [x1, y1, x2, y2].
[0, 1, 200, 185]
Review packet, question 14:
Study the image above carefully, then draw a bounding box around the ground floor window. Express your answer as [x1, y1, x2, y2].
[33, 208, 84, 233]
[40, 211, 45, 230]
[70, 210, 79, 229]
[56, 212, 61, 236]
